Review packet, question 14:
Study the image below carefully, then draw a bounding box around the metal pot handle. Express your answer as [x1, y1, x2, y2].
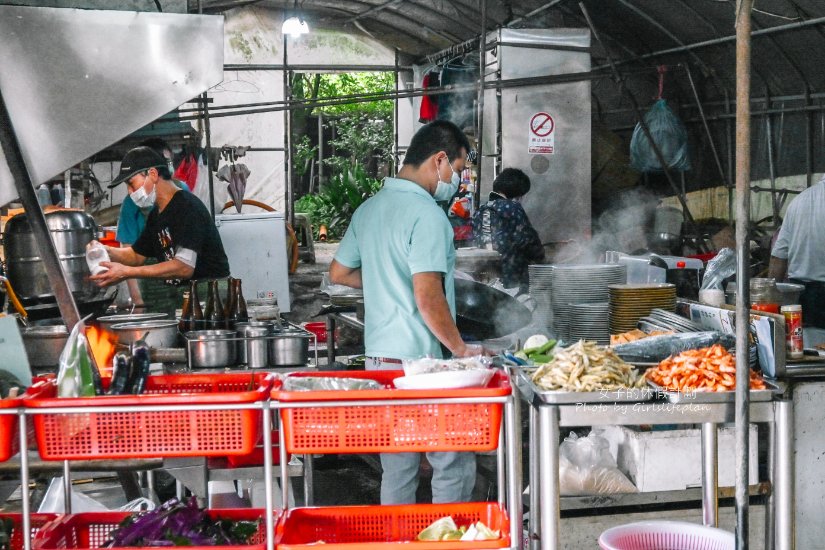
[0, 275, 27, 319]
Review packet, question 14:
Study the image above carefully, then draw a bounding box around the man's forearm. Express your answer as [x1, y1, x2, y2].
[129, 258, 194, 280]
[413, 273, 467, 356]
[329, 259, 363, 288]
[768, 256, 788, 281]
[108, 246, 143, 266]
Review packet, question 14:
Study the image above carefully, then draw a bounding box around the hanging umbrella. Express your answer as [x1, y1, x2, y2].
[216, 150, 250, 213]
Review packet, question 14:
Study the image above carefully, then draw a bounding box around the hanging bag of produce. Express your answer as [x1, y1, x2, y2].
[56, 321, 101, 398]
[630, 66, 691, 173]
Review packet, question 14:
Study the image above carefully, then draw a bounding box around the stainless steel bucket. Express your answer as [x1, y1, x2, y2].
[269, 330, 311, 366]
[185, 329, 237, 368]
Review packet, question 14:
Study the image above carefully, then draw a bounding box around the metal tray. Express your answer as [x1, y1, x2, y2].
[515, 367, 654, 405]
[646, 379, 783, 404]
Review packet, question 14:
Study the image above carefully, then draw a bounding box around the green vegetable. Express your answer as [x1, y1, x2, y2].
[524, 339, 557, 357]
[514, 351, 528, 361]
[530, 354, 553, 364]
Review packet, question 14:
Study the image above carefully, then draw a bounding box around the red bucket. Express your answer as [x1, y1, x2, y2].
[303, 322, 329, 343]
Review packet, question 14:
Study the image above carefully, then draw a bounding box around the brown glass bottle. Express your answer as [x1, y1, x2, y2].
[204, 280, 225, 329]
[224, 276, 236, 321]
[229, 278, 249, 327]
[190, 280, 205, 330]
[179, 290, 192, 333]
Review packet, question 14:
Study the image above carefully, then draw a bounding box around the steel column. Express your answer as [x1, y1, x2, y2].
[529, 404, 540, 550]
[774, 400, 795, 550]
[19, 412, 31, 550]
[765, 420, 776, 550]
[476, 0, 487, 196]
[734, 1, 754, 546]
[701, 423, 719, 527]
[262, 401, 275, 550]
[504, 394, 522, 550]
[538, 405, 559, 550]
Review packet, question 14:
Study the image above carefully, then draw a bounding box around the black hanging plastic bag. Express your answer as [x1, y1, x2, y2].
[630, 98, 691, 173]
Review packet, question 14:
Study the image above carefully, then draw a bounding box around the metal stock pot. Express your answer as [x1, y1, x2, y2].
[3, 209, 97, 302]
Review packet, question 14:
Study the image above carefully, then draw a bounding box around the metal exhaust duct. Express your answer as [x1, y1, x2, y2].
[0, 5, 224, 204]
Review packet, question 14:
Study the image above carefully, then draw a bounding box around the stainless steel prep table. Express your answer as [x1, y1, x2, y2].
[516, 376, 794, 550]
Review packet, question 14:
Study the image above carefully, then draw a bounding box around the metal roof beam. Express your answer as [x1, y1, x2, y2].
[343, 0, 404, 24]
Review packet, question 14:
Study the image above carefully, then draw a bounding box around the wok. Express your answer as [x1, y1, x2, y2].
[455, 279, 532, 340]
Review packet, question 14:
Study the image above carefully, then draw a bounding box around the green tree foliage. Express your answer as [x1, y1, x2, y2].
[294, 164, 383, 240]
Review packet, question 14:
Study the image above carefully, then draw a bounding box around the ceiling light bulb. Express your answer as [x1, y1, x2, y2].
[282, 16, 309, 37]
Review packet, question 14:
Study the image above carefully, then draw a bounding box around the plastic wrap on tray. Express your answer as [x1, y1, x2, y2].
[282, 377, 382, 392]
[612, 331, 736, 363]
[402, 356, 491, 376]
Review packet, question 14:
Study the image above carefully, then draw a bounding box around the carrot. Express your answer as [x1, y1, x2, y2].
[644, 344, 768, 392]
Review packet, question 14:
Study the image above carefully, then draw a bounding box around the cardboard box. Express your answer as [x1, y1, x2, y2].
[600, 425, 758, 492]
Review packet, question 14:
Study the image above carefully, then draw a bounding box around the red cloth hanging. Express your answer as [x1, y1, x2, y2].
[419, 72, 439, 123]
[173, 154, 198, 191]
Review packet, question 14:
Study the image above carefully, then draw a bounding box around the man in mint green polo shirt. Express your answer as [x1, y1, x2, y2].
[330, 120, 483, 505]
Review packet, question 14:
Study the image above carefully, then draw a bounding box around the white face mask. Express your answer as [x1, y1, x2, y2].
[433, 157, 460, 201]
[130, 175, 157, 211]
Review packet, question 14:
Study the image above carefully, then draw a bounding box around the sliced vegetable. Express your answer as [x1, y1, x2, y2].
[523, 338, 557, 357]
[523, 334, 550, 351]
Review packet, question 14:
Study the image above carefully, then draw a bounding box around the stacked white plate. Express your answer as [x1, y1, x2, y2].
[528, 265, 554, 330]
[550, 264, 627, 341]
[569, 302, 610, 345]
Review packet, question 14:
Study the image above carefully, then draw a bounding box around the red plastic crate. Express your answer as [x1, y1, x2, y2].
[33, 509, 271, 550]
[25, 373, 274, 460]
[0, 513, 58, 550]
[274, 370, 510, 454]
[0, 378, 50, 462]
[274, 502, 510, 549]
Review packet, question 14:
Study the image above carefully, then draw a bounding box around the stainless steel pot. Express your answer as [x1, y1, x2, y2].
[111, 319, 179, 349]
[243, 326, 270, 369]
[269, 330, 311, 366]
[97, 312, 168, 332]
[4, 210, 97, 301]
[185, 329, 237, 368]
[21, 324, 68, 368]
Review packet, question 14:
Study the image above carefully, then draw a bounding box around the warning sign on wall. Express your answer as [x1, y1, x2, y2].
[528, 112, 555, 154]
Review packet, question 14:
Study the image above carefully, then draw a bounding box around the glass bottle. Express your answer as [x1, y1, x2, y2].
[229, 278, 249, 327]
[190, 280, 205, 330]
[205, 280, 225, 329]
[179, 290, 192, 333]
[224, 276, 236, 321]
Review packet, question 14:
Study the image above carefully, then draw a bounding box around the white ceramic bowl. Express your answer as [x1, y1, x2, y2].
[393, 369, 495, 390]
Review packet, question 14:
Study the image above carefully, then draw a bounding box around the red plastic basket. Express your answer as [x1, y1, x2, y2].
[25, 373, 274, 460]
[0, 513, 58, 550]
[274, 370, 510, 454]
[33, 509, 271, 550]
[0, 378, 51, 462]
[275, 502, 510, 549]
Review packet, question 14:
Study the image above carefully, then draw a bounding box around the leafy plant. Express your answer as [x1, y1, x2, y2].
[324, 114, 393, 175]
[295, 164, 382, 240]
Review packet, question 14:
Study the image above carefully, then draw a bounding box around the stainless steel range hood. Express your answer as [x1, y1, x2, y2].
[0, 5, 224, 204]
[0, 6, 223, 332]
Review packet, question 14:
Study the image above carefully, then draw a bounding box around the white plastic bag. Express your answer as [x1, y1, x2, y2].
[37, 477, 157, 513]
[559, 431, 637, 496]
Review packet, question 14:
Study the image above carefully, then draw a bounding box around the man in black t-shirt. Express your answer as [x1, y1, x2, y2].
[91, 147, 229, 288]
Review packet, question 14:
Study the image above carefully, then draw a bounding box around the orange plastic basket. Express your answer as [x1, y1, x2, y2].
[33, 509, 271, 550]
[25, 373, 274, 460]
[1, 513, 58, 550]
[274, 370, 510, 454]
[274, 502, 510, 549]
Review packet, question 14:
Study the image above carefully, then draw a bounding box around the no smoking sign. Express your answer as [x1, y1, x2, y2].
[528, 111, 555, 154]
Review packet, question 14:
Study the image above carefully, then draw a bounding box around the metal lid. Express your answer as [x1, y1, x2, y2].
[98, 312, 168, 325]
[110, 319, 179, 331]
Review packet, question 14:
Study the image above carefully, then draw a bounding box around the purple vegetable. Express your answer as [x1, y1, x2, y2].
[104, 497, 258, 548]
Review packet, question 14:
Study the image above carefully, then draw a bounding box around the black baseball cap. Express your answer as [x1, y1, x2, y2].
[107, 146, 167, 189]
